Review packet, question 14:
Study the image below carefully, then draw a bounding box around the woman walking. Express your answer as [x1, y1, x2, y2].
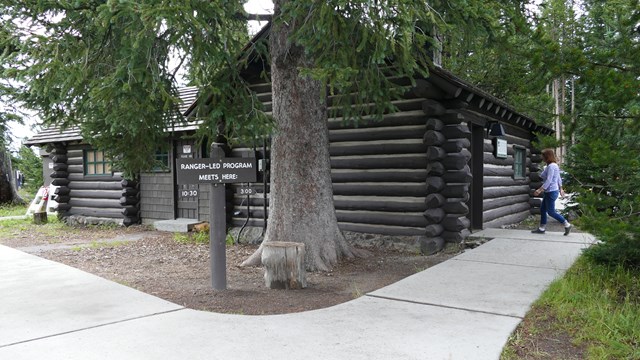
[532, 148, 572, 235]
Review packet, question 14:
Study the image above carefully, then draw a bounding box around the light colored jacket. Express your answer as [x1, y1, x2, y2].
[540, 163, 562, 192]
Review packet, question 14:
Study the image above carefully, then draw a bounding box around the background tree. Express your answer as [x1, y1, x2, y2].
[12, 145, 43, 195]
[1, 0, 514, 271]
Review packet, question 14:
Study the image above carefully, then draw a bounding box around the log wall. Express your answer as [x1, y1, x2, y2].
[51, 144, 139, 225]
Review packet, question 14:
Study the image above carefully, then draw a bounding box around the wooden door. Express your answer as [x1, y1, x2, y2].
[175, 139, 199, 219]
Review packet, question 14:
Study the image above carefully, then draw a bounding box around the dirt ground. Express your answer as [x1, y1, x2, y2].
[1, 215, 585, 358]
[2, 222, 460, 315]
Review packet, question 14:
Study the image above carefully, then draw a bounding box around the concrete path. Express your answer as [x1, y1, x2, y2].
[0, 229, 596, 360]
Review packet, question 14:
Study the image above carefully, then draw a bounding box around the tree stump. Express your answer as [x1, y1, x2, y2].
[33, 212, 48, 225]
[261, 242, 307, 290]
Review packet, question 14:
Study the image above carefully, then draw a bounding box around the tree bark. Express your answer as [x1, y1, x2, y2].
[241, 3, 358, 271]
[0, 149, 25, 205]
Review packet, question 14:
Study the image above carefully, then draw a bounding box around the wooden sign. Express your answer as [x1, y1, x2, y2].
[176, 157, 257, 184]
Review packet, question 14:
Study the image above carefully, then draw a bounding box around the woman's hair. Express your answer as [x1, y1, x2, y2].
[541, 148, 557, 164]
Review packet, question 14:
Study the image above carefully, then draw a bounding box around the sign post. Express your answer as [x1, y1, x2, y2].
[209, 145, 227, 290]
[176, 145, 258, 290]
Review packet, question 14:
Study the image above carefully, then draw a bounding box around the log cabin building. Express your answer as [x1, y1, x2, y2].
[25, 24, 553, 248]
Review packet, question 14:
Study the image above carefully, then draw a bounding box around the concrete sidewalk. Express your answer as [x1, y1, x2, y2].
[0, 229, 596, 360]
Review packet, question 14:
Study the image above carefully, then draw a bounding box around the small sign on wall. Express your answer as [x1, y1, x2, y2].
[182, 145, 192, 154]
[493, 138, 508, 159]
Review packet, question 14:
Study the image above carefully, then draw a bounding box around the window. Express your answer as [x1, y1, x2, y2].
[84, 150, 112, 176]
[153, 149, 170, 172]
[513, 147, 526, 179]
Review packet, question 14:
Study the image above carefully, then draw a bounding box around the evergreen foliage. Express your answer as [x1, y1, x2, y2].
[12, 145, 42, 194]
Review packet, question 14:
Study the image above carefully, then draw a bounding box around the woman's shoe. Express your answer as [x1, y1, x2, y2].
[531, 228, 546, 234]
[564, 224, 572, 236]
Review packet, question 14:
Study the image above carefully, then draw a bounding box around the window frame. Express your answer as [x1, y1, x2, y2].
[152, 148, 171, 172]
[83, 149, 112, 177]
[513, 146, 526, 179]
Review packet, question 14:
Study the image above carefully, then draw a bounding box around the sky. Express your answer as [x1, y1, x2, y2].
[9, 0, 275, 152]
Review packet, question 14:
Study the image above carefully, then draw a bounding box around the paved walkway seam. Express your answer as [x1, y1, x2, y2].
[0, 308, 186, 349]
[451, 258, 568, 271]
[364, 294, 524, 320]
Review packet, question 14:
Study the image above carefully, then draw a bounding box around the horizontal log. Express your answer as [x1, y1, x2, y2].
[68, 181, 123, 191]
[483, 176, 529, 188]
[51, 155, 67, 163]
[330, 139, 426, 157]
[529, 198, 542, 207]
[329, 125, 425, 142]
[442, 138, 470, 153]
[425, 224, 444, 237]
[530, 172, 542, 182]
[54, 203, 71, 212]
[441, 184, 469, 198]
[483, 194, 531, 212]
[122, 188, 139, 197]
[335, 183, 429, 197]
[120, 196, 139, 206]
[484, 153, 514, 166]
[51, 178, 70, 186]
[426, 177, 445, 194]
[423, 208, 445, 223]
[66, 157, 83, 166]
[484, 166, 515, 177]
[49, 171, 68, 179]
[68, 198, 123, 209]
[52, 163, 68, 172]
[65, 164, 84, 174]
[54, 187, 70, 195]
[425, 193, 446, 208]
[68, 189, 122, 199]
[331, 154, 427, 169]
[422, 99, 447, 116]
[328, 110, 428, 129]
[419, 236, 445, 255]
[442, 167, 472, 184]
[483, 185, 529, 199]
[442, 215, 471, 232]
[47, 146, 67, 155]
[443, 153, 470, 171]
[333, 196, 427, 212]
[412, 79, 445, 99]
[441, 99, 469, 109]
[426, 161, 445, 176]
[121, 206, 138, 216]
[428, 74, 463, 98]
[442, 229, 471, 243]
[338, 222, 425, 236]
[66, 207, 124, 219]
[442, 201, 469, 215]
[336, 210, 427, 228]
[426, 146, 446, 161]
[439, 111, 465, 125]
[68, 173, 123, 182]
[331, 169, 427, 183]
[52, 194, 70, 203]
[483, 203, 530, 224]
[441, 124, 471, 139]
[423, 130, 445, 146]
[483, 209, 530, 228]
[425, 118, 444, 131]
[121, 179, 138, 188]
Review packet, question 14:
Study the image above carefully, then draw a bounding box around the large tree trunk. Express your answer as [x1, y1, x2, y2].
[241, 1, 357, 271]
[0, 149, 25, 205]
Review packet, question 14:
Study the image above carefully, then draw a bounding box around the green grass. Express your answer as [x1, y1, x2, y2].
[0, 215, 68, 240]
[0, 203, 28, 217]
[502, 256, 640, 359]
[173, 231, 235, 245]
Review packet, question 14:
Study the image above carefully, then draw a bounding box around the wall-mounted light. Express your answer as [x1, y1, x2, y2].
[487, 122, 506, 137]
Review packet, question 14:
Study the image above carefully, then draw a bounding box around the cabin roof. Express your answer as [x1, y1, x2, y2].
[24, 86, 199, 146]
